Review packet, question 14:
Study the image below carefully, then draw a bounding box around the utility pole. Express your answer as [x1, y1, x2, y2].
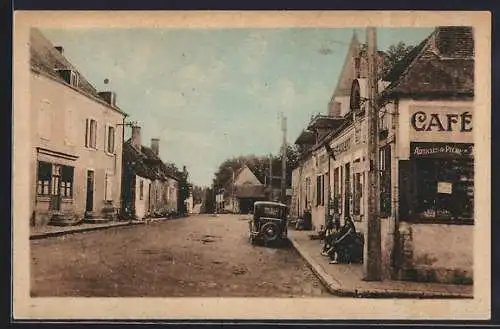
[281, 113, 287, 204]
[269, 154, 273, 201]
[364, 27, 382, 281]
[232, 168, 235, 213]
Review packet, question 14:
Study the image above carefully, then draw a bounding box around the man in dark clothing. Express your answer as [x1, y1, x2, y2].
[324, 216, 356, 264]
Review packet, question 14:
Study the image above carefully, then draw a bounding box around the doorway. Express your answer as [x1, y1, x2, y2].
[49, 164, 61, 211]
[86, 170, 94, 214]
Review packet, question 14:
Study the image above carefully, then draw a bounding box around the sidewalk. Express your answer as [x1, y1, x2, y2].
[288, 229, 473, 299]
[30, 220, 146, 240]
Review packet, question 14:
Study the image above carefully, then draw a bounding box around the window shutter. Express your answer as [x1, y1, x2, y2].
[104, 124, 109, 152]
[85, 119, 89, 147]
[105, 173, 113, 201]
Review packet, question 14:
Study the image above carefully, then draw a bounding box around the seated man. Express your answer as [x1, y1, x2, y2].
[320, 214, 339, 255]
[324, 216, 356, 264]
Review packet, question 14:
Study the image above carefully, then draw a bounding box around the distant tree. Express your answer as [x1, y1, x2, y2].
[192, 185, 204, 204]
[358, 41, 414, 79]
[211, 144, 302, 196]
[202, 187, 215, 214]
[177, 165, 190, 215]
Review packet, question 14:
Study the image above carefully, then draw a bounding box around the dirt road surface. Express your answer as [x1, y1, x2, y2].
[31, 214, 331, 297]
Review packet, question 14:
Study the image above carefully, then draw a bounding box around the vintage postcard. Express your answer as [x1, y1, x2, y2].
[12, 11, 491, 320]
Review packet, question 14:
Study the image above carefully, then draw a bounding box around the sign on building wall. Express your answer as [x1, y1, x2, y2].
[409, 106, 473, 143]
[331, 134, 353, 156]
[410, 142, 474, 158]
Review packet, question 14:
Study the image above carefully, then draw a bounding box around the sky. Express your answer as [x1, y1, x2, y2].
[41, 27, 434, 187]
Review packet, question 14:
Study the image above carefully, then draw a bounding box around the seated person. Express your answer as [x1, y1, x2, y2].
[320, 215, 338, 255]
[324, 216, 356, 264]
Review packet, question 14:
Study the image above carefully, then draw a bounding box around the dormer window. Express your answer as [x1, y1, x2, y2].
[69, 71, 79, 87]
[56, 69, 79, 88]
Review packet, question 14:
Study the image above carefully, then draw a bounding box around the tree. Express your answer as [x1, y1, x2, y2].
[380, 41, 414, 78]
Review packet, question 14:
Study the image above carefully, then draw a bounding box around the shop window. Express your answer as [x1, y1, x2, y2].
[37, 161, 52, 196]
[60, 166, 74, 198]
[399, 158, 474, 223]
[380, 145, 392, 217]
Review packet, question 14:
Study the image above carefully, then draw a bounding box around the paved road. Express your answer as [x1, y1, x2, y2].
[31, 214, 330, 297]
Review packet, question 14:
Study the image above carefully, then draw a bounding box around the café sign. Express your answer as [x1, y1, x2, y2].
[410, 142, 474, 158]
[410, 110, 472, 132]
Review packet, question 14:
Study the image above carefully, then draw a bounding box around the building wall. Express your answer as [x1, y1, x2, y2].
[394, 98, 474, 283]
[234, 166, 262, 185]
[134, 175, 152, 220]
[30, 71, 125, 225]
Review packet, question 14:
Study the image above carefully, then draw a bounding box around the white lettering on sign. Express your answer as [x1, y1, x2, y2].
[413, 145, 467, 156]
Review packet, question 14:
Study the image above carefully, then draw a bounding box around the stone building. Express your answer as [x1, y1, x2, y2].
[121, 127, 179, 220]
[30, 28, 127, 226]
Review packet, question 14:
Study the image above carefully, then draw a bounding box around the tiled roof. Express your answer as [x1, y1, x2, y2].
[30, 28, 126, 114]
[381, 26, 474, 98]
[123, 140, 178, 181]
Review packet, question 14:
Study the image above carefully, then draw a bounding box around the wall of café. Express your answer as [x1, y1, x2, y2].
[395, 98, 474, 284]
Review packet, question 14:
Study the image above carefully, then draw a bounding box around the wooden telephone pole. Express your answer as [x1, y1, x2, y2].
[269, 154, 273, 201]
[364, 27, 382, 281]
[281, 113, 287, 204]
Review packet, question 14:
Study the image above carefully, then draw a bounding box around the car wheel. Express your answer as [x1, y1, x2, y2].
[260, 222, 281, 243]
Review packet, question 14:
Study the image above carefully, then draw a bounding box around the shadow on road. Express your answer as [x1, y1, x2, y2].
[250, 238, 293, 250]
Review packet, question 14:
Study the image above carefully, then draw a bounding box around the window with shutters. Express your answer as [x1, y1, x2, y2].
[106, 125, 116, 154]
[38, 100, 52, 140]
[353, 160, 363, 216]
[64, 109, 75, 145]
[85, 118, 97, 149]
[105, 173, 113, 201]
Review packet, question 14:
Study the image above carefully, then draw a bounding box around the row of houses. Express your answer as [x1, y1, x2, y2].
[29, 28, 188, 227]
[291, 26, 474, 284]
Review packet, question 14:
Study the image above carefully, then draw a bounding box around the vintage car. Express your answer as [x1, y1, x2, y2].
[248, 201, 288, 245]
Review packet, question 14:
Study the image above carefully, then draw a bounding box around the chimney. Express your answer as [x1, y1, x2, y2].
[151, 138, 160, 156]
[354, 56, 361, 79]
[131, 125, 141, 151]
[328, 101, 342, 117]
[98, 91, 117, 107]
[54, 46, 64, 54]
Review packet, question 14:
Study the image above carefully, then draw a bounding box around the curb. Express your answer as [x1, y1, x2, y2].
[29, 222, 144, 240]
[288, 235, 472, 299]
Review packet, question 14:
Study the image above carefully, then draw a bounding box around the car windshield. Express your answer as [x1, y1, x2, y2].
[255, 205, 285, 218]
